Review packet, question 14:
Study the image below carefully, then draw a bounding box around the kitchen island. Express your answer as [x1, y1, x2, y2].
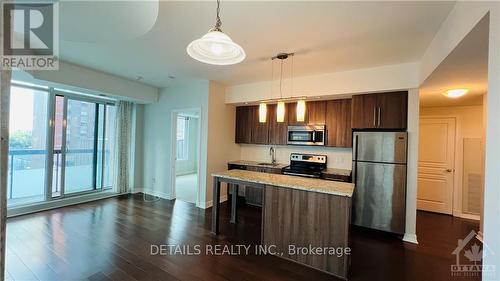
[211, 169, 354, 279]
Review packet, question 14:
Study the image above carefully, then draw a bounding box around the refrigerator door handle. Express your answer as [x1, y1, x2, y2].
[353, 134, 359, 184]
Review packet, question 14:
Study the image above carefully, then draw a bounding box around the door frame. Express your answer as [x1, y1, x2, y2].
[170, 107, 202, 207]
[419, 115, 478, 219]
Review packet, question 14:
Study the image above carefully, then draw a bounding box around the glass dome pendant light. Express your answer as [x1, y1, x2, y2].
[186, 0, 246, 65]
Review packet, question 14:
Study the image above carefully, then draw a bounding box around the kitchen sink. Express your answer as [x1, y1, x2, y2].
[257, 162, 280, 166]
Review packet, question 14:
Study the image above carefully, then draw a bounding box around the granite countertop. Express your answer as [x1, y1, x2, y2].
[212, 169, 354, 197]
[228, 160, 288, 169]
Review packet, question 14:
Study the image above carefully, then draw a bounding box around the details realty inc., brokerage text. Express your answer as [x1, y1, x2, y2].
[151, 244, 351, 257]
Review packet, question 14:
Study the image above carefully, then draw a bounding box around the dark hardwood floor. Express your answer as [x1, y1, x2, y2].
[6, 194, 480, 281]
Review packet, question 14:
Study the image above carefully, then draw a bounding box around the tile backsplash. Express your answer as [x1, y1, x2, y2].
[239, 144, 353, 170]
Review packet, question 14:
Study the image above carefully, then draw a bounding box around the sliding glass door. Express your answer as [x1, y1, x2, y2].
[63, 98, 97, 194]
[8, 82, 116, 207]
[7, 85, 50, 206]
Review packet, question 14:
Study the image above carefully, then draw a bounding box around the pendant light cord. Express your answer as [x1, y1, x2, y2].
[279, 58, 284, 99]
[213, 0, 223, 31]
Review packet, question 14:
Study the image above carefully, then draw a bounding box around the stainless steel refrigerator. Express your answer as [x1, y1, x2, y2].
[352, 131, 407, 234]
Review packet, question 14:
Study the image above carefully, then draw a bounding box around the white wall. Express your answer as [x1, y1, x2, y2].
[141, 81, 209, 202]
[421, 106, 484, 138]
[483, 4, 500, 277]
[27, 61, 159, 103]
[141, 80, 240, 208]
[226, 62, 419, 104]
[239, 145, 352, 170]
[205, 81, 241, 207]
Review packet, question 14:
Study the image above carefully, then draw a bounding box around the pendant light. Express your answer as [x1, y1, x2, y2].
[259, 103, 267, 123]
[296, 99, 306, 122]
[272, 53, 294, 123]
[187, 0, 246, 65]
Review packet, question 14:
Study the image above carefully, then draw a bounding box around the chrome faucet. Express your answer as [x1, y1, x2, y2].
[270, 147, 276, 165]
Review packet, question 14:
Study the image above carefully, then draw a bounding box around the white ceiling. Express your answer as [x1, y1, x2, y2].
[58, 1, 455, 88]
[419, 15, 489, 107]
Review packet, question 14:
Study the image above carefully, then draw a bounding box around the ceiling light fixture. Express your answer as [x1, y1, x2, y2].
[187, 0, 245, 65]
[443, 89, 469, 98]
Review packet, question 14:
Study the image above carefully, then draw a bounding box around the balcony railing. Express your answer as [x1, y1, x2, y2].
[8, 148, 109, 201]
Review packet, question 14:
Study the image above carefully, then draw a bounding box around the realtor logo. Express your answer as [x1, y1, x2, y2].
[451, 230, 496, 278]
[1, 2, 58, 70]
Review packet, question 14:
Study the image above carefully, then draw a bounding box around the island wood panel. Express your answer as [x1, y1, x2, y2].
[244, 166, 282, 206]
[351, 93, 378, 129]
[235, 106, 252, 143]
[377, 91, 408, 129]
[325, 99, 352, 147]
[262, 185, 351, 279]
[268, 104, 288, 145]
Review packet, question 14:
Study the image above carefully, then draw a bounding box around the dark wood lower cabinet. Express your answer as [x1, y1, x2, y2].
[262, 185, 351, 279]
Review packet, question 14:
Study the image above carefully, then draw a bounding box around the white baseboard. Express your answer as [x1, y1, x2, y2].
[403, 233, 419, 244]
[135, 188, 172, 200]
[454, 211, 480, 221]
[7, 191, 120, 218]
[200, 195, 228, 209]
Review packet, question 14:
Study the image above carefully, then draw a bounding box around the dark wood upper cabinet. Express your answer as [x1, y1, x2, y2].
[307, 101, 327, 125]
[268, 104, 288, 145]
[351, 91, 408, 130]
[250, 106, 270, 144]
[235, 106, 252, 143]
[377, 91, 408, 129]
[325, 99, 352, 148]
[288, 101, 326, 125]
[351, 94, 378, 129]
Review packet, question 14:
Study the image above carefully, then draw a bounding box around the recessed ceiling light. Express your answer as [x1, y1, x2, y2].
[443, 89, 468, 98]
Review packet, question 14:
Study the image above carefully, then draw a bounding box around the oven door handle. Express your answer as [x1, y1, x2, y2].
[283, 171, 319, 178]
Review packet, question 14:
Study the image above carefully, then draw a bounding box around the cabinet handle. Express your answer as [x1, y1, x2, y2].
[373, 107, 377, 127]
[377, 107, 381, 127]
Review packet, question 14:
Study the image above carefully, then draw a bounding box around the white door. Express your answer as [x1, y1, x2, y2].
[417, 117, 456, 214]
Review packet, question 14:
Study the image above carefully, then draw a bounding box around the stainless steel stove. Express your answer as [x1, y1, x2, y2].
[282, 153, 327, 178]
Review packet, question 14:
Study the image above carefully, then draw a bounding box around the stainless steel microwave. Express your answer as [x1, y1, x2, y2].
[287, 125, 326, 146]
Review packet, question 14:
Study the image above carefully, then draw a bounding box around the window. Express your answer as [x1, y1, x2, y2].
[176, 116, 189, 160]
[7, 81, 117, 207]
[7, 86, 49, 206]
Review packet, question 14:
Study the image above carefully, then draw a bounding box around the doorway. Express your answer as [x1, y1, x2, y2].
[417, 15, 487, 220]
[172, 110, 200, 205]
